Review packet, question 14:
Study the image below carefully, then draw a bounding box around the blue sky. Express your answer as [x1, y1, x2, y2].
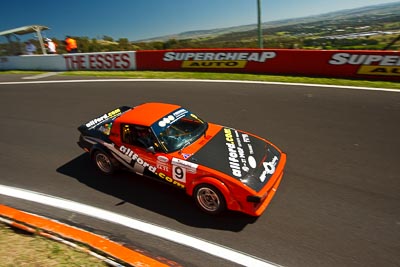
[0, 0, 398, 41]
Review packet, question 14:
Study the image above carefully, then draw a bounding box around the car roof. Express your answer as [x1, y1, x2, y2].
[116, 102, 181, 126]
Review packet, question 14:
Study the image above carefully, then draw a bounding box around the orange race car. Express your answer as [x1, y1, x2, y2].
[77, 102, 286, 216]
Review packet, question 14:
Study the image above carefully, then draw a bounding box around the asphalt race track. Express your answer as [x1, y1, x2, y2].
[0, 74, 399, 267]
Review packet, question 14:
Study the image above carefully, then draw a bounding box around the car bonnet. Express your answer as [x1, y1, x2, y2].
[188, 127, 282, 192]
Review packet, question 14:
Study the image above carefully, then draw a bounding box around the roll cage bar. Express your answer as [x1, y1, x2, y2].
[0, 25, 50, 55]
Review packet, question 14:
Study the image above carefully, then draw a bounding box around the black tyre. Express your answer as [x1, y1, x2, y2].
[194, 184, 226, 215]
[92, 150, 115, 175]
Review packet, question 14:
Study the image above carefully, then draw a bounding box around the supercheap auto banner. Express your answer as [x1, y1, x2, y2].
[135, 49, 399, 80]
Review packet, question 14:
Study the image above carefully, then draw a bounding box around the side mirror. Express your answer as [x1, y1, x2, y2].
[146, 146, 156, 154]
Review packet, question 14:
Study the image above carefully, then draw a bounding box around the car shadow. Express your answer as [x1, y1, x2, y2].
[56, 153, 258, 232]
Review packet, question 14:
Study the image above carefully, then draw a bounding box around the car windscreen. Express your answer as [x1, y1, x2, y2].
[152, 108, 208, 153]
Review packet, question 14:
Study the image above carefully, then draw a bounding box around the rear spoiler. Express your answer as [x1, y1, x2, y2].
[78, 106, 132, 131]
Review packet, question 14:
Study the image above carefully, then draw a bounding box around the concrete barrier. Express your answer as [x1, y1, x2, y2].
[1, 49, 398, 80]
[0, 51, 136, 71]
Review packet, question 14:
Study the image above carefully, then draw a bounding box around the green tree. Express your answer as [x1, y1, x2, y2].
[89, 38, 101, 52]
[117, 38, 131, 51]
[103, 35, 114, 42]
[76, 37, 90, 52]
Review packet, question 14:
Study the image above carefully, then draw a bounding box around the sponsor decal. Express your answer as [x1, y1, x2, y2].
[172, 158, 198, 173]
[119, 145, 185, 189]
[157, 172, 182, 185]
[329, 53, 400, 77]
[225, 129, 242, 177]
[242, 134, 250, 143]
[173, 108, 189, 117]
[242, 134, 255, 154]
[247, 143, 254, 155]
[225, 141, 242, 177]
[85, 108, 121, 128]
[248, 156, 257, 169]
[259, 156, 279, 182]
[157, 108, 189, 128]
[86, 114, 108, 128]
[156, 151, 169, 172]
[157, 156, 169, 163]
[171, 157, 199, 184]
[163, 51, 276, 69]
[120, 145, 157, 174]
[157, 162, 169, 172]
[224, 128, 254, 178]
[158, 115, 175, 127]
[182, 153, 192, 160]
[172, 165, 186, 183]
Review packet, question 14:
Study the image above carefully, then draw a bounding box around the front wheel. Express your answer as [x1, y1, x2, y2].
[92, 150, 115, 175]
[194, 184, 226, 215]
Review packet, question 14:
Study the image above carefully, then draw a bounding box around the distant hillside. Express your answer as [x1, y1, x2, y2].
[137, 1, 400, 42]
[137, 24, 257, 42]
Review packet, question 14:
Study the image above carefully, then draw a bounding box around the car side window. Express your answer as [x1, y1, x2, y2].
[121, 124, 158, 150]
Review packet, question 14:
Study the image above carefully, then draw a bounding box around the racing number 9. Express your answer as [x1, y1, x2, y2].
[173, 165, 186, 183]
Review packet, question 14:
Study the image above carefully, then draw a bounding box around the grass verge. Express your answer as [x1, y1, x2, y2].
[0, 223, 108, 267]
[2, 70, 399, 89]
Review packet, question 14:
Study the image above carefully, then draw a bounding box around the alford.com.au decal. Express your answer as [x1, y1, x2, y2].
[225, 128, 248, 178]
[117, 145, 185, 189]
[85, 108, 122, 128]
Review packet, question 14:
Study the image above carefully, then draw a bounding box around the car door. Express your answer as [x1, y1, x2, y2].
[119, 123, 159, 176]
[119, 123, 187, 190]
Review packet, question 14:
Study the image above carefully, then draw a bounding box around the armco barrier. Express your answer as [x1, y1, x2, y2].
[1, 49, 398, 80]
[135, 49, 400, 81]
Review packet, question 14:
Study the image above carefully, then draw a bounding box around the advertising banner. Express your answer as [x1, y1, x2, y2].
[63, 51, 136, 70]
[0, 51, 136, 71]
[1, 49, 398, 80]
[136, 49, 399, 80]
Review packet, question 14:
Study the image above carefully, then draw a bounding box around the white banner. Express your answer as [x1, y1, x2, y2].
[0, 51, 137, 71]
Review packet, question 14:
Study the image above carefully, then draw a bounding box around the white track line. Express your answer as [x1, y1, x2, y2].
[22, 72, 63, 80]
[0, 78, 398, 93]
[0, 184, 280, 267]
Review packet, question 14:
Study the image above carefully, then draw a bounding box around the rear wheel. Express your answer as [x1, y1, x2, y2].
[194, 184, 226, 215]
[92, 150, 115, 175]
